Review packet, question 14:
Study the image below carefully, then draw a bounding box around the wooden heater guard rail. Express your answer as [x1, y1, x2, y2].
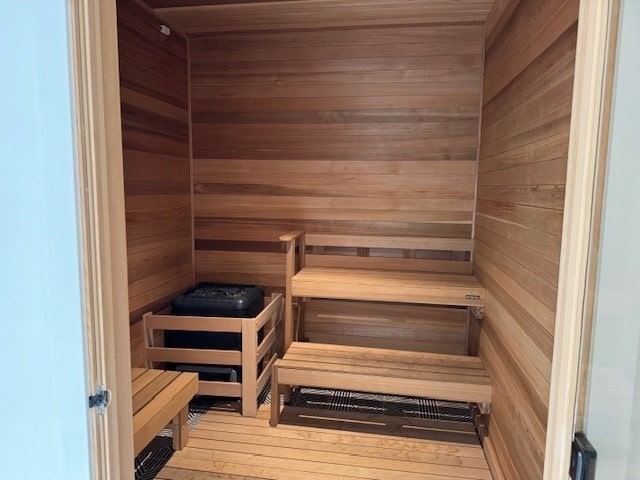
[280, 231, 486, 351]
[142, 293, 283, 417]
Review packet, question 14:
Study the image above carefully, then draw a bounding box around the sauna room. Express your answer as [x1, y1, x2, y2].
[108, 0, 589, 479]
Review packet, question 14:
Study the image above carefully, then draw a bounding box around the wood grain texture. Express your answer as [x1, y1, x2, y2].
[279, 231, 481, 352]
[304, 300, 469, 355]
[545, 1, 621, 475]
[144, 0, 495, 34]
[292, 268, 485, 306]
[271, 343, 491, 427]
[156, 400, 490, 480]
[142, 294, 282, 416]
[475, 0, 579, 478]
[131, 368, 198, 456]
[191, 24, 484, 350]
[72, 0, 135, 475]
[117, 0, 193, 367]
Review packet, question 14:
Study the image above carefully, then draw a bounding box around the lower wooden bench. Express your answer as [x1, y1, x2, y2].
[132, 368, 198, 456]
[270, 342, 492, 427]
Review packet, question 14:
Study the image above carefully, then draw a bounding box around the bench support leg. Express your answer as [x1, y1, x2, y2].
[466, 308, 483, 356]
[270, 365, 280, 427]
[471, 404, 489, 443]
[171, 405, 189, 451]
[283, 385, 292, 403]
[241, 318, 258, 418]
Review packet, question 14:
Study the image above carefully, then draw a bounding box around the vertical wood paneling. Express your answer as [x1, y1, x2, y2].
[190, 24, 484, 350]
[117, 0, 193, 366]
[474, 0, 579, 477]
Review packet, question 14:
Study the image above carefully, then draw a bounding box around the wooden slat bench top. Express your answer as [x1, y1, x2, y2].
[285, 342, 489, 371]
[271, 342, 492, 427]
[291, 267, 485, 307]
[131, 368, 198, 456]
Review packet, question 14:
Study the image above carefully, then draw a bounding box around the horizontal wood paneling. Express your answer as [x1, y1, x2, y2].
[474, 0, 578, 477]
[190, 23, 484, 348]
[145, 0, 495, 34]
[305, 300, 469, 355]
[118, 0, 193, 366]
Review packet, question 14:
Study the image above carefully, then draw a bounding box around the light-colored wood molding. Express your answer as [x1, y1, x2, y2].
[543, 0, 620, 478]
[573, 0, 621, 434]
[69, 0, 134, 478]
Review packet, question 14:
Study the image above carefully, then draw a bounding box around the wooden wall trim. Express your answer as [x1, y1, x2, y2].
[544, 0, 620, 478]
[69, 0, 134, 477]
[147, 0, 494, 33]
[573, 0, 621, 435]
[188, 37, 196, 286]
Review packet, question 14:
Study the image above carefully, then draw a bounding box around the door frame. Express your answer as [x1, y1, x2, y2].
[544, 0, 620, 478]
[68, 0, 621, 478]
[69, 0, 134, 478]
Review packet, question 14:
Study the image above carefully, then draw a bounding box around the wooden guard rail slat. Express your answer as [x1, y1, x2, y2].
[143, 293, 283, 417]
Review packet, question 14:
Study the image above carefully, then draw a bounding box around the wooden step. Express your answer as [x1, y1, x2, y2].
[271, 342, 492, 427]
[131, 368, 198, 456]
[291, 267, 485, 308]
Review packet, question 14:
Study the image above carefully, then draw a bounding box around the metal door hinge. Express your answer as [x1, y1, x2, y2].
[88, 384, 111, 415]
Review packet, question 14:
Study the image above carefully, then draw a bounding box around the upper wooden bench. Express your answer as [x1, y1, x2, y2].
[131, 367, 198, 456]
[279, 232, 486, 349]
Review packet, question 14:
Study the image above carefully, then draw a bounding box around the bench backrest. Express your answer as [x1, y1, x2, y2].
[303, 234, 473, 274]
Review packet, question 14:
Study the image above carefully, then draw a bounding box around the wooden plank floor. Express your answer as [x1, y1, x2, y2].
[155, 401, 492, 480]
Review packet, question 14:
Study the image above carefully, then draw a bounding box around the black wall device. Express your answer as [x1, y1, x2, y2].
[570, 432, 597, 480]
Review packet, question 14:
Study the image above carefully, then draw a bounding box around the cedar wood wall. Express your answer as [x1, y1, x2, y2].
[190, 24, 485, 354]
[117, 0, 193, 367]
[117, 2, 581, 476]
[475, 0, 579, 478]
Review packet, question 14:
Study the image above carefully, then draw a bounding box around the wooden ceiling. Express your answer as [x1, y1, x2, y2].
[142, 0, 496, 34]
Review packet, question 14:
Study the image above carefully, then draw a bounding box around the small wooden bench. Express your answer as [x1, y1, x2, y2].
[271, 342, 492, 426]
[131, 368, 198, 456]
[280, 231, 486, 349]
